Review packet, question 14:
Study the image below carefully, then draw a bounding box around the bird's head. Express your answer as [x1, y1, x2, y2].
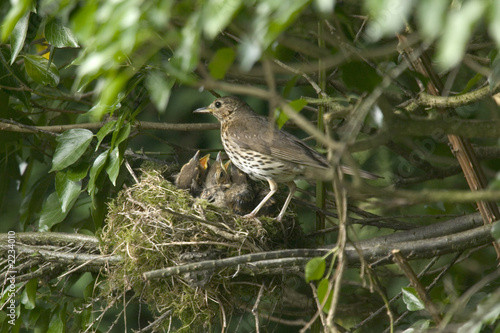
[194, 96, 249, 123]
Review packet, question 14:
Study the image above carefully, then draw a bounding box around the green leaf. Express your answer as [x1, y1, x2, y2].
[39, 192, 68, 231]
[305, 257, 326, 282]
[437, 0, 486, 70]
[490, 1, 500, 48]
[70, 2, 97, 41]
[489, 53, 500, 91]
[146, 72, 174, 112]
[51, 129, 93, 172]
[95, 120, 117, 150]
[55, 171, 81, 213]
[67, 272, 94, 299]
[66, 161, 91, 182]
[401, 319, 431, 333]
[276, 98, 307, 129]
[176, 12, 201, 72]
[201, 0, 242, 39]
[462, 73, 483, 94]
[364, 0, 414, 41]
[209, 48, 235, 80]
[317, 278, 333, 313]
[23, 54, 60, 86]
[47, 307, 65, 333]
[492, 221, 500, 243]
[92, 73, 128, 121]
[416, 0, 450, 42]
[10, 11, 30, 64]
[239, 0, 309, 70]
[112, 122, 131, 148]
[314, 0, 335, 14]
[1, 0, 31, 42]
[87, 150, 108, 198]
[106, 148, 121, 186]
[402, 287, 425, 311]
[20, 278, 37, 310]
[45, 19, 79, 48]
[282, 75, 300, 98]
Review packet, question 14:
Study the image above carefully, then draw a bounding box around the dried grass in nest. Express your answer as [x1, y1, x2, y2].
[99, 162, 304, 331]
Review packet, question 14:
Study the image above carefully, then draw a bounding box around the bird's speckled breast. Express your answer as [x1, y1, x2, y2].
[222, 139, 300, 183]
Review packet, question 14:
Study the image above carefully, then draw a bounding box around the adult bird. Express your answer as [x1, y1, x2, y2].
[194, 96, 378, 221]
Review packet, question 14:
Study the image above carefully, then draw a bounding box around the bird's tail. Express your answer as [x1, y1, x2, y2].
[341, 165, 381, 180]
[303, 165, 380, 181]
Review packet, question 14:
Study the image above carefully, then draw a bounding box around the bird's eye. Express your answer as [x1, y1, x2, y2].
[215, 101, 222, 108]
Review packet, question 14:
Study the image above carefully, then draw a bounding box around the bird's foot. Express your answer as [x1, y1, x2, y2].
[242, 213, 257, 219]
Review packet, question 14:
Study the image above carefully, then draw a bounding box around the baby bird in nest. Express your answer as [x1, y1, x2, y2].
[175, 150, 210, 196]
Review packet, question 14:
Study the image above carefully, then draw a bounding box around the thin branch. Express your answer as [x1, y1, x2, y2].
[0, 119, 218, 135]
[252, 284, 265, 333]
[392, 250, 442, 324]
[356, 186, 500, 206]
[404, 84, 500, 112]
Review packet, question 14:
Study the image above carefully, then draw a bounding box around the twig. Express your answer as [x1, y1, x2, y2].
[125, 159, 140, 184]
[392, 250, 442, 324]
[252, 284, 265, 333]
[309, 282, 327, 328]
[138, 309, 173, 332]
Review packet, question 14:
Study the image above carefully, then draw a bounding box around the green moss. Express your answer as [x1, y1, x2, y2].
[98, 163, 305, 331]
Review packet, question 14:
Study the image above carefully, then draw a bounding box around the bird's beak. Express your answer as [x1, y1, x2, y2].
[199, 154, 211, 170]
[193, 106, 212, 114]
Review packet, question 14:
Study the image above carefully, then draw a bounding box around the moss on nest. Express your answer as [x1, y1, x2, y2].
[99, 162, 305, 331]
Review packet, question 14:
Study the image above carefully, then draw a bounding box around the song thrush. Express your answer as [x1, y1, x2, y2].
[194, 96, 378, 221]
[175, 150, 210, 196]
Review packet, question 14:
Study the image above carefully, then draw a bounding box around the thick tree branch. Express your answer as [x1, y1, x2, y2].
[0, 232, 99, 251]
[387, 116, 500, 138]
[1, 215, 494, 280]
[0, 244, 121, 267]
[142, 213, 495, 278]
[353, 186, 500, 205]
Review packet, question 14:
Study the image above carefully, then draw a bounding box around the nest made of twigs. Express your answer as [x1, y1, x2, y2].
[99, 162, 306, 331]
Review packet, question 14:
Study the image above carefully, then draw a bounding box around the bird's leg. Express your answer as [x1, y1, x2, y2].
[243, 179, 278, 219]
[276, 181, 296, 222]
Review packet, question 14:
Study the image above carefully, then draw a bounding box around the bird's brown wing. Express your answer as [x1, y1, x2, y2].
[230, 115, 380, 180]
[230, 115, 330, 169]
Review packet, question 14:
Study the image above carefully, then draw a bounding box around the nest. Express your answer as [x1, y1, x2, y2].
[99, 162, 306, 331]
